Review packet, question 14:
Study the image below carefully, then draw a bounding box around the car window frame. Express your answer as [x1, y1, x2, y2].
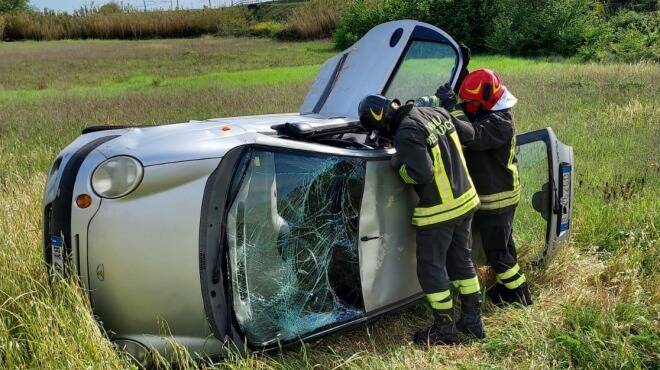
[516, 127, 572, 266]
[382, 26, 462, 98]
[215, 142, 397, 350]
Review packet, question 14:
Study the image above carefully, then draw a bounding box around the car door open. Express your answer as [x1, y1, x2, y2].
[513, 128, 574, 265]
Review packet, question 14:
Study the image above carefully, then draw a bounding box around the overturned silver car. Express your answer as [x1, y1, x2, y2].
[42, 20, 574, 360]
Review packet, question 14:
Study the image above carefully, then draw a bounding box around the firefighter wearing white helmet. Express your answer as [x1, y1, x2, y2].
[417, 68, 532, 308]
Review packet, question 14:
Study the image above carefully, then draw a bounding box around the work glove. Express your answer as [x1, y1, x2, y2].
[435, 83, 457, 111]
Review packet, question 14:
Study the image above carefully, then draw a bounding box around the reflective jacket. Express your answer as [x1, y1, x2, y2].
[415, 97, 520, 214]
[390, 104, 479, 228]
[462, 109, 520, 214]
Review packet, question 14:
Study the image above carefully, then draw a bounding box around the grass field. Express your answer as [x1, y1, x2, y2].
[1, 37, 659, 369]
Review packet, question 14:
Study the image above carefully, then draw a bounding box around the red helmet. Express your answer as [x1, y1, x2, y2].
[458, 69, 506, 113]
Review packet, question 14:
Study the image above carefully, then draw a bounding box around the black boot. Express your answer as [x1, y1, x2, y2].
[506, 282, 533, 306]
[413, 309, 462, 345]
[456, 293, 485, 339]
[486, 283, 508, 306]
[487, 282, 533, 307]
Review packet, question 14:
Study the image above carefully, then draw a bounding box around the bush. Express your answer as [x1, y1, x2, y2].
[0, 0, 28, 13]
[601, 0, 658, 13]
[216, 6, 252, 37]
[288, 0, 349, 40]
[334, 0, 499, 51]
[98, 2, 123, 15]
[486, 0, 608, 57]
[249, 20, 286, 38]
[334, 0, 656, 62]
[578, 10, 660, 62]
[334, 0, 383, 49]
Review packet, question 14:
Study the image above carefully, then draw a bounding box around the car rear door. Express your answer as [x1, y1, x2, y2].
[509, 128, 574, 265]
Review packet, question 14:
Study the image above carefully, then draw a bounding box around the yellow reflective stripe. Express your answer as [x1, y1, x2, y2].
[479, 192, 521, 210]
[412, 192, 480, 226]
[479, 188, 521, 202]
[430, 95, 440, 107]
[430, 300, 453, 310]
[508, 136, 520, 191]
[503, 274, 526, 289]
[452, 276, 481, 295]
[426, 290, 451, 302]
[399, 164, 417, 184]
[431, 145, 453, 202]
[413, 186, 477, 217]
[497, 264, 520, 280]
[451, 109, 466, 118]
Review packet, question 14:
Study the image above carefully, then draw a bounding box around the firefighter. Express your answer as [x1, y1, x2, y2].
[417, 69, 533, 307]
[357, 95, 485, 345]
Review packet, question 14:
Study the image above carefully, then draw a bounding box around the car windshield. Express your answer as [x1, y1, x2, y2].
[385, 40, 458, 103]
[226, 149, 366, 346]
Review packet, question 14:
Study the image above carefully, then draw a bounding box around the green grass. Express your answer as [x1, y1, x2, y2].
[1, 38, 659, 369]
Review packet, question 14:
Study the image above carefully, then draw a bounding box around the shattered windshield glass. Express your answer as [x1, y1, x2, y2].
[227, 149, 366, 346]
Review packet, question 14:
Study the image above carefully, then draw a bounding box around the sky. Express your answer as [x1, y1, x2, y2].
[30, 1, 261, 13]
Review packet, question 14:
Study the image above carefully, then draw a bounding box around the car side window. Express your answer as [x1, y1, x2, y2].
[385, 40, 458, 103]
[226, 148, 367, 346]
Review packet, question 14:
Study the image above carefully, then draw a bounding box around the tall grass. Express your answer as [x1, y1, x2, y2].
[0, 1, 348, 42]
[1, 8, 252, 40]
[0, 38, 658, 368]
[288, 0, 350, 40]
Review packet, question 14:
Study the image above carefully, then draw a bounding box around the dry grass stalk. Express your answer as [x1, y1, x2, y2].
[288, 0, 350, 40]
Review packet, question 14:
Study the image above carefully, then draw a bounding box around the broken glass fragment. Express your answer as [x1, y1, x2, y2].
[227, 149, 366, 346]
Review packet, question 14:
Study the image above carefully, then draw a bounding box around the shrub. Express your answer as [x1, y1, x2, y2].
[486, 0, 609, 57]
[578, 10, 660, 62]
[249, 20, 286, 38]
[334, 0, 497, 51]
[98, 2, 123, 15]
[601, 0, 658, 13]
[216, 6, 252, 37]
[288, 0, 350, 40]
[252, 3, 300, 22]
[0, 0, 28, 13]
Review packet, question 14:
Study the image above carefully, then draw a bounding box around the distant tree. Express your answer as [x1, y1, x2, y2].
[0, 0, 28, 13]
[99, 2, 123, 14]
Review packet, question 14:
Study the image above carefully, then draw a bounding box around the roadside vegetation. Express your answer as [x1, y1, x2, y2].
[0, 37, 658, 369]
[0, 0, 348, 41]
[334, 0, 659, 62]
[0, 0, 657, 63]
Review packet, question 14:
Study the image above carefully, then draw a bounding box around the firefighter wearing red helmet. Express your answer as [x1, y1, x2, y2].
[417, 68, 532, 307]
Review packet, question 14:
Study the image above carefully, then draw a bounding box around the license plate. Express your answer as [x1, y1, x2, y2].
[558, 163, 572, 233]
[51, 234, 64, 276]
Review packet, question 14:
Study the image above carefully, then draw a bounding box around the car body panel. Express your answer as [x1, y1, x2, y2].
[96, 114, 355, 167]
[358, 161, 421, 312]
[87, 158, 219, 340]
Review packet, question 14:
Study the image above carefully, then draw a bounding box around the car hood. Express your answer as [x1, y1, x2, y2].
[93, 113, 355, 166]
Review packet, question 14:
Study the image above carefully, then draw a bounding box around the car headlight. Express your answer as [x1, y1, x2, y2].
[91, 156, 143, 199]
